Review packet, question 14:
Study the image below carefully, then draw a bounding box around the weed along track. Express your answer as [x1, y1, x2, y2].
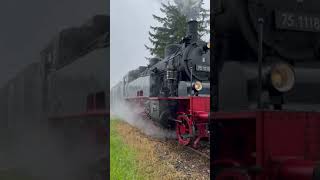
[111, 119, 210, 180]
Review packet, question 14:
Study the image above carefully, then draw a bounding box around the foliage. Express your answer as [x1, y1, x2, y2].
[145, 0, 209, 59]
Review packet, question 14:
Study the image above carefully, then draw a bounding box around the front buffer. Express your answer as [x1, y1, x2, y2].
[175, 96, 210, 148]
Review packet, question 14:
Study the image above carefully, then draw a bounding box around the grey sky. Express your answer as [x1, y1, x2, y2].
[110, 0, 209, 88]
[0, 0, 108, 87]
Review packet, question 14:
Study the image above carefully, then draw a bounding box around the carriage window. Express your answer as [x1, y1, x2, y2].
[96, 91, 106, 109]
[86, 91, 106, 111]
[137, 90, 143, 96]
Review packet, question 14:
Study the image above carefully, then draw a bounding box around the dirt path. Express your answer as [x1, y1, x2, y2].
[114, 120, 210, 180]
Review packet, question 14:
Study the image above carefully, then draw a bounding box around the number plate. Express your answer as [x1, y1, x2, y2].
[275, 11, 320, 32]
[196, 65, 210, 72]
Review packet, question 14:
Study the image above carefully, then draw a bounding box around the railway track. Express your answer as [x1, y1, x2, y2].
[139, 113, 211, 160]
[185, 145, 210, 160]
[113, 119, 210, 179]
[158, 139, 210, 160]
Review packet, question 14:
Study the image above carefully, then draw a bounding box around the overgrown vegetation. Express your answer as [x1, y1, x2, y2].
[110, 119, 143, 180]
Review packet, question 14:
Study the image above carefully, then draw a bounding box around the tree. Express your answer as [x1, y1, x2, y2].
[145, 0, 209, 59]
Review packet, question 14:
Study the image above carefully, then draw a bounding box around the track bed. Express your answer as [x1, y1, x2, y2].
[112, 119, 210, 179]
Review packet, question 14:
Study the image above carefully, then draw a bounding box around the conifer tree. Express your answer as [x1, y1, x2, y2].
[145, 0, 209, 59]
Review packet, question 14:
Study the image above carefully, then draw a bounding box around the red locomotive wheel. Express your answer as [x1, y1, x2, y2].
[176, 114, 194, 145]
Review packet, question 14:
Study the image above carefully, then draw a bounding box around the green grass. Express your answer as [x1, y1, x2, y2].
[110, 119, 144, 180]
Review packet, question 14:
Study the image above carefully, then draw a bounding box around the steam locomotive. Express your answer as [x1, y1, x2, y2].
[0, 15, 109, 180]
[111, 20, 210, 148]
[212, 0, 320, 179]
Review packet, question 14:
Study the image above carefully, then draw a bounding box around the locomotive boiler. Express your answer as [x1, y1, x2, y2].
[212, 0, 320, 179]
[111, 20, 210, 148]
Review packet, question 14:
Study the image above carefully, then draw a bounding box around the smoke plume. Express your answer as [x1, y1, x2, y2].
[173, 0, 203, 20]
[111, 101, 175, 139]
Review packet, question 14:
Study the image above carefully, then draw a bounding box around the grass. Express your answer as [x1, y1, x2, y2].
[110, 119, 144, 180]
[110, 118, 185, 180]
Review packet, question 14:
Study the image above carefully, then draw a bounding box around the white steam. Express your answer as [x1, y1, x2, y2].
[111, 100, 175, 139]
[173, 0, 203, 21]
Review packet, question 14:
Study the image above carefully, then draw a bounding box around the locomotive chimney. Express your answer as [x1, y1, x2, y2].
[187, 20, 198, 42]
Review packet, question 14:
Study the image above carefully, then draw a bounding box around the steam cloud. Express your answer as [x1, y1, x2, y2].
[111, 100, 175, 139]
[174, 0, 203, 20]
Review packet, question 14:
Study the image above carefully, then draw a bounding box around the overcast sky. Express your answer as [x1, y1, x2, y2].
[110, 0, 209, 88]
[0, 0, 108, 87]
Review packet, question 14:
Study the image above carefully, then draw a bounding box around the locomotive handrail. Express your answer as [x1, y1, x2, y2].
[257, 18, 264, 109]
[183, 45, 207, 81]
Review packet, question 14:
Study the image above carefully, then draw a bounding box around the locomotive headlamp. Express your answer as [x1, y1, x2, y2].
[203, 43, 210, 51]
[193, 81, 203, 91]
[270, 63, 295, 92]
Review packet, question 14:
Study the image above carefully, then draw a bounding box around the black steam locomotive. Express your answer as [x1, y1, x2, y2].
[212, 0, 320, 179]
[213, 0, 320, 111]
[122, 21, 209, 97]
[112, 20, 210, 147]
